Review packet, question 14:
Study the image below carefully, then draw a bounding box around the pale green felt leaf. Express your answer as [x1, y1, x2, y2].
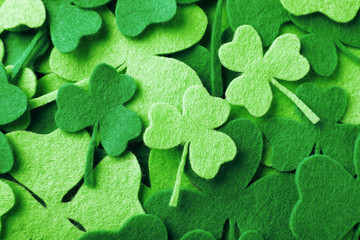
[0, 0, 46, 30]
[0, 181, 15, 234]
[0, 38, 4, 62]
[36, 73, 71, 97]
[5, 66, 36, 99]
[73, 0, 111, 8]
[126, 56, 202, 128]
[281, 0, 360, 23]
[50, 5, 207, 81]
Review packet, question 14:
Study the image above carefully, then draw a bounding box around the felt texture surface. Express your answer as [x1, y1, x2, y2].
[115, 0, 177, 37]
[126, 56, 202, 128]
[0, 38, 4, 62]
[28, 102, 58, 134]
[290, 12, 360, 77]
[180, 229, 216, 240]
[79, 214, 167, 240]
[5, 66, 36, 99]
[290, 155, 360, 240]
[281, 0, 360, 23]
[56, 63, 141, 157]
[227, 0, 289, 47]
[3, 31, 34, 66]
[0, 0, 45, 30]
[50, 6, 207, 81]
[177, 0, 200, 4]
[239, 231, 264, 240]
[145, 119, 298, 240]
[36, 73, 71, 97]
[73, 0, 111, 8]
[2, 130, 144, 239]
[43, 0, 102, 53]
[144, 85, 236, 179]
[0, 181, 14, 234]
[0, 132, 13, 174]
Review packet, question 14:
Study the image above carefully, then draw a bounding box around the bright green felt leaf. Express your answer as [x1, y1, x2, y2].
[227, 0, 289, 47]
[0, 132, 13, 173]
[0, 0, 45, 31]
[180, 229, 215, 240]
[0, 39, 4, 62]
[239, 231, 264, 240]
[115, 0, 177, 37]
[56, 63, 141, 156]
[177, 0, 200, 4]
[36, 73, 71, 97]
[0, 181, 14, 234]
[281, 0, 360, 23]
[144, 85, 236, 179]
[43, 0, 102, 53]
[290, 155, 360, 240]
[79, 214, 167, 240]
[2, 130, 144, 239]
[73, 0, 111, 8]
[5, 66, 36, 99]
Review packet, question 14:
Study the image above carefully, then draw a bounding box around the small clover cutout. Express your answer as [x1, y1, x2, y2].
[55, 63, 142, 186]
[219, 25, 319, 124]
[144, 85, 236, 206]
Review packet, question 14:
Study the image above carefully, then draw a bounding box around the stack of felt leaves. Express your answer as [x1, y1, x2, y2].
[1, 0, 360, 239]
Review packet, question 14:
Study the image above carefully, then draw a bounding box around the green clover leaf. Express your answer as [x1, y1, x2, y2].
[281, 0, 360, 23]
[55, 63, 142, 185]
[219, 25, 319, 124]
[289, 12, 360, 76]
[73, 0, 111, 8]
[1, 130, 144, 239]
[145, 119, 298, 240]
[0, 180, 14, 234]
[180, 230, 216, 240]
[0, 132, 13, 174]
[290, 155, 360, 240]
[239, 231, 264, 240]
[144, 85, 236, 206]
[264, 83, 360, 174]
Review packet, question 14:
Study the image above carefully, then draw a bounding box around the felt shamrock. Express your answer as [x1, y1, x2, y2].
[0, 180, 15, 234]
[144, 85, 236, 206]
[264, 83, 360, 174]
[219, 25, 319, 124]
[145, 119, 298, 240]
[73, 0, 112, 8]
[281, 0, 360, 23]
[227, 0, 290, 47]
[55, 63, 142, 186]
[1, 130, 144, 239]
[0, 132, 13, 174]
[180, 230, 216, 240]
[289, 13, 360, 77]
[239, 231, 264, 240]
[290, 155, 360, 240]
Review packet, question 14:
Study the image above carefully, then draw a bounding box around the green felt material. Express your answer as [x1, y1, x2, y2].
[180, 229, 215, 240]
[0, 180, 14, 234]
[2, 129, 144, 239]
[281, 0, 360, 23]
[126, 56, 202, 128]
[33, 46, 51, 74]
[28, 102, 58, 134]
[5, 66, 36, 99]
[0, 132, 13, 173]
[0, 38, 4, 62]
[239, 231, 264, 240]
[56, 63, 141, 156]
[0, 0, 45, 31]
[177, 0, 200, 4]
[2, 31, 34, 66]
[290, 13, 360, 77]
[43, 0, 102, 53]
[145, 119, 298, 240]
[144, 85, 236, 179]
[171, 45, 212, 93]
[354, 134, 360, 177]
[219, 25, 317, 123]
[115, 0, 177, 37]
[50, 6, 207, 81]
[290, 155, 360, 240]
[0, 63, 27, 125]
[79, 214, 167, 240]
[36, 73, 71, 97]
[73, 0, 111, 8]
[227, 0, 289, 47]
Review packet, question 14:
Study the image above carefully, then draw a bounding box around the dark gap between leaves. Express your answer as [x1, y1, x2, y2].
[68, 218, 86, 232]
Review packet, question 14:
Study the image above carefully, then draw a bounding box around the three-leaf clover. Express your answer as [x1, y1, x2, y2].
[144, 85, 236, 206]
[0, 132, 13, 174]
[219, 25, 320, 124]
[0, 180, 14, 234]
[289, 12, 360, 76]
[290, 155, 360, 240]
[145, 119, 298, 240]
[55, 63, 142, 186]
[264, 83, 360, 174]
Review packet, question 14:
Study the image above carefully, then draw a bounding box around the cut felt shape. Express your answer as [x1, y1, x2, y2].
[2, 130, 144, 239]
[0, 181, 15, 234]
[239, 231, 264, 240]
[227, 0, 290, 47]
[56, 63, 141, 185]
[290, 13, 360, 77]
[42, 0, 102, 53]
[145, 119, 298, 240]
[79, 214, 167, 240]
[219, 25, 319, 124]
[115, 0, 177, 37]
[73, 0, 111, 8]
[290, 155, 360, 240]
[50, 6, 207, 81]
[177, 0, 200, 4]
[281, 0, 360, 23]
[0, 0, 46, 31]
[180, 230, 215, 240]
[0, 38, 4, 62]
[264, 83, 360, 174]
[0, 132, 13, 173]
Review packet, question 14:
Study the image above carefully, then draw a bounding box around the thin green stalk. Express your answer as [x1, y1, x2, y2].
[229, 218, 236, 240]
[85, 121, 99, 187]
[335, 40, 360, 65]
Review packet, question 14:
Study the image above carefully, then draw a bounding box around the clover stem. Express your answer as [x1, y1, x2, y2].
[335, 40, 360, 65]
[228, 218, 236, 240]
[314, 142, 320, 155]
[169, 141, 190, 207]
[269, 78, 320, 124]
[85, 121, 99, 187]
[353, 224, 360, 240]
